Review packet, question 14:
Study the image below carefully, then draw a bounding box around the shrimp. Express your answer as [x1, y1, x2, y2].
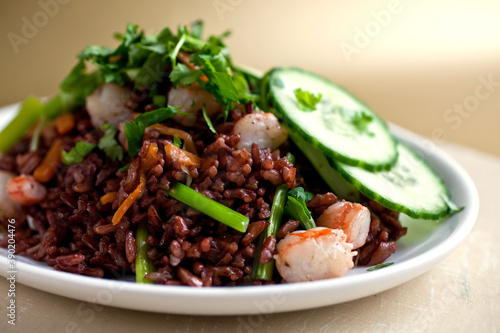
[316, 201, 370, 250]
[232, 111, 288, 151]
[168, 83, 221, 127]
[274, 227, 355, 283]
[7, 175, 47, 206]
[0, 171, 20, 218]
[85, 83, 134, 129]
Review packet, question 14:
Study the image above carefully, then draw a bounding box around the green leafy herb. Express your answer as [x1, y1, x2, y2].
[367, 262, 394, 271]
[125, 106, 179, 157]
[294, 88, 322, 111]
[173, 135, 182, 148]
[202, 105, 217, 134]
[284, 186, 315, 230]
[350, 110, 373, 133]
[190, 20, 204, 39]
[118, 163, 130, 173]
[288, 186, 314, 202]
[98, 124, 123, 161]
[169, 63, 202, 87]
[61, 142, 96, 165]
[152, 95, 166, 107]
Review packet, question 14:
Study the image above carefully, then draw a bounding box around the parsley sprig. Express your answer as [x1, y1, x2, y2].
[294, 88, 322, 111]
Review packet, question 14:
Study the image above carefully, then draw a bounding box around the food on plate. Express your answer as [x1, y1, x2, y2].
[0, 22, 461, 285]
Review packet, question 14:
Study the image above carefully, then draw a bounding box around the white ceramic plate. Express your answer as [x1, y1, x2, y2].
[0, 103, 479, 315]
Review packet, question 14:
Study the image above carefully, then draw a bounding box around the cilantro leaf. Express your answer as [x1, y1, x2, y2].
[190, 20, 203, 39]
[98, 124, 123, 161]
[284, 197, 316, 230]
[125, 106, 179, 157]
[169, 63, 202, 87]
[152, 95, 166, 107]
[285, 187, 316, 230]
[288, 186, 314, 202]
[350, 110, 373, 133]
[202, 105, 217, 134]
[118, 163, 130, 173]
[134, 52, 169, 88]
[61, 142, 96, 165]
[294, 88, 322, 111]
[173, 135, 182, 148]
[367, 262, 394, 271]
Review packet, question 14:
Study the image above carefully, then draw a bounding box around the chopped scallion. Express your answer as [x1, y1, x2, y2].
[167, 182, 249, 233]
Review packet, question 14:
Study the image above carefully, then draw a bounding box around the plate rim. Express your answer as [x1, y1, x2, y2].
[0, 104, 479, 315]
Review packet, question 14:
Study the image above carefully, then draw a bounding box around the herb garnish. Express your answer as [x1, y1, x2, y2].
[294, 88, 322, 111]
[367, 262, 394, 271]
[61, 142, 97, 165]
[284, 187, 316, 229]
[125, 106, 179, 157]
[202, 105, 217, 134]
[99, 124, 123, 161]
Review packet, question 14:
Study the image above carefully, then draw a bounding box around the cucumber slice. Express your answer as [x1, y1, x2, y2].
[330, 142, 462, 220]
[289, 132, 361, 202]
[264, 67, 397, 171]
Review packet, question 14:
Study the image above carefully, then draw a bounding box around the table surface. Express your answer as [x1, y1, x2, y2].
[1, 140, 498, 333]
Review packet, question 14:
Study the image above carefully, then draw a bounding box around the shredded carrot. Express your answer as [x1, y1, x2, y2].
[164, 143, 201, 168]
[141, 142, 160, 170]
[109, 54, 122, 62]
[112, 174, 146, 225]
[177, 51, 208, 83]
[54, 113, 75, 135]
[100, 192, 117, 205]
[149, 124, 198, 155]
[33, 139, 62, 183]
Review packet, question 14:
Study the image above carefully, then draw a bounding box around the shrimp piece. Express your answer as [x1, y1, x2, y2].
[168, 83, 221, 127]
[274, 227, 355, 283]
[86, 83, 134, 129]
[232, 111, 288, 151]
[316, 201, 370, 250]
[0, 171, 20, 218]
[7, 175, 47, 206]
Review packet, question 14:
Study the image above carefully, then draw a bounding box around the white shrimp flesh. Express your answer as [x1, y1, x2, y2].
[7, 174, 47, 206]
[274, 227, 355, 283]
[0, 171, 21, 218]
[85, 83, 134, 129]
[167, 83, 221, 127]
[316, 201, 370, 250]
[232, 111, 288, 151]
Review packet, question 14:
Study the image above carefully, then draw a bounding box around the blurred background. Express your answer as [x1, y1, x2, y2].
[1, 0, 499, 156]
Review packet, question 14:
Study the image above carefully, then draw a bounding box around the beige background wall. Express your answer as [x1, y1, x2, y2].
[1, 0, 499, 156]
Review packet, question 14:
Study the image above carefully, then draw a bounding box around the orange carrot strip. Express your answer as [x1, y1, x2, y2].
[111, 174, 146, 225]
[100, 192, 117, 205]
[164, 143, 201, 168]
[149, 124, 197, 155]
[33, 139, 62, 183]
[141, 142, 160, 170]
[177, 51, 208, 83]
[54, 113, 75, 135]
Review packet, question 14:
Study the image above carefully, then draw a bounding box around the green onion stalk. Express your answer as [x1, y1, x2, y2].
[135, 223, 155, 284]
[252, 153, 295, 281]
[167, 181, 250, 233]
